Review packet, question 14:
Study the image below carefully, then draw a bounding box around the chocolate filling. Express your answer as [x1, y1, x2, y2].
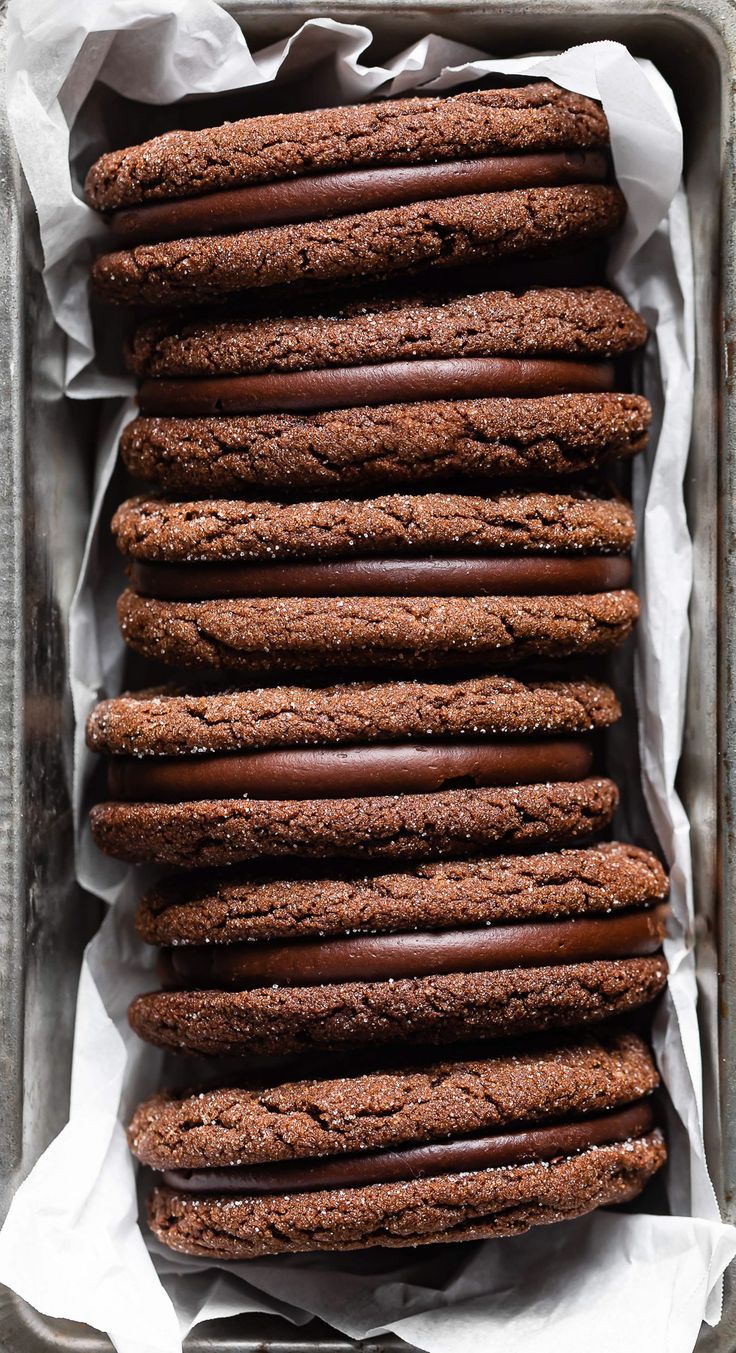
[108, 737, 594, 803]
[138, 357, 616, 417]
[158, 904, 669, 990]
[128, 554, 632, 601]
[160, 1100, 653, 1195]
[112, 150, 610, 244]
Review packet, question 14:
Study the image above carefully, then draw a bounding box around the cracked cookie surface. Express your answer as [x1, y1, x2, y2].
[116, 588, 640, 673]
[128, 955, 667, 1056]
[87, 675, 621, 758]
[147, 1131, 664, 1258]
[90, 776, 619, 867]
[111, 488, 634, 564]
[120, 392, 651, 493]
[146, 1132, 665, 1258]
[127, 286, 646, 378]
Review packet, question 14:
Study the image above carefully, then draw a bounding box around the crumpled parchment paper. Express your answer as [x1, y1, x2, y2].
[1, 5, 734, 1352]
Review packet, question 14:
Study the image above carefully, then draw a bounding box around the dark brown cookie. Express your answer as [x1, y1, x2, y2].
[128, 954, 667, 1056]
[86, 84, 610, 212]
[116, 588, 640, 673]
[91, 185, 625, 306]
[130, 1032, 664, 1259]
[127, 287, 646, 379]
[146, 1129, 665, 1258]
[119, 392, 652, 494]
[135, 842, 667, 947]
[90, 776, 619, 867]
[128, 1029, 659, 1169]
[87, 675, 621, 759]
[112, 488, 635, 564]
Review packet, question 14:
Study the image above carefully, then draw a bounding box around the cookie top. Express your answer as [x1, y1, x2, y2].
[128, 287, 646, 379]
[128, 1029, 656, 1170]
[111, 487, 635, 565]
[136, 841, 667, 947]
[90, 776, 621, 868]
[129, 285, 643, 417]
[87, 675, 621, 758]
[127, 954, 667, 1057]
[116, 589, 641, 674]
[86, 84, 610, 212]
[119, 392, 652, 495]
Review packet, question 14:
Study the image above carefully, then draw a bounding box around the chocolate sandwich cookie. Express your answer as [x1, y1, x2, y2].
[129, 1031, 666, 1257]
[87, 673, 622, 867]
[129, 286, 646, 417]
[86, 84, 612, 220]
[119, 392, 652, 495]
[86, 84, 624, 304]
[119, 285, 649, 493]
[127, 836, 668, 1056]
[113, 485, 639, 673]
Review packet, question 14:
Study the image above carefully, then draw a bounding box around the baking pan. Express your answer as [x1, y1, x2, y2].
[0, 0, 733, 1348]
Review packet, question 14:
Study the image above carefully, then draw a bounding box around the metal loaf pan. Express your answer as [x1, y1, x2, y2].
[0, 0, 733, 1349]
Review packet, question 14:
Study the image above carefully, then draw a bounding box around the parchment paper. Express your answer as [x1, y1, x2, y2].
[1, 4, 734, 1352]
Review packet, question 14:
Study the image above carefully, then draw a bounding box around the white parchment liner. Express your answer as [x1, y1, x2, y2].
[1, 3, 735, 1351]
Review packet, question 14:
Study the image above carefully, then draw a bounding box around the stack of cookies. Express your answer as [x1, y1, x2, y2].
[85, 82, 668, 1260]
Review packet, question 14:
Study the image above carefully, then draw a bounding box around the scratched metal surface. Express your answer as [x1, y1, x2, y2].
[0, 1, 732, 1348]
